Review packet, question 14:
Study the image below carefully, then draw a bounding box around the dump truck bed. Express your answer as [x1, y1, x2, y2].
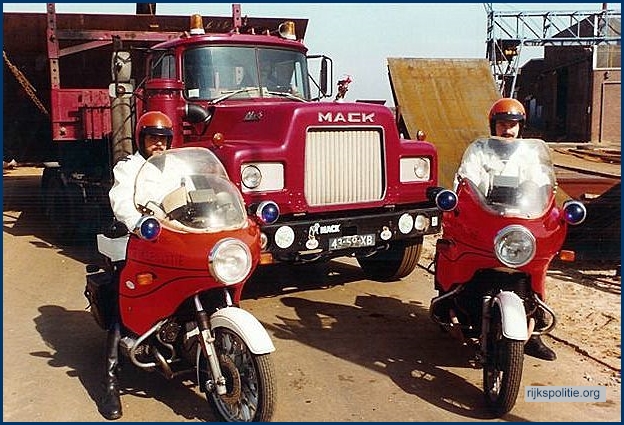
[388, 58, 500, 189]
[3, 8, 308, 161]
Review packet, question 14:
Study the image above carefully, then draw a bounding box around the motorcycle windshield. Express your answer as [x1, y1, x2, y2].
[133, 147, 248, 232]
[457, 137, 556, 218]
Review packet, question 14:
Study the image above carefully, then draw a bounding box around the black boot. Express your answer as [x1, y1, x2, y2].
[98, 323, 122, 420]
[524, 335, 556, 361]
[525, 308, 556, 361]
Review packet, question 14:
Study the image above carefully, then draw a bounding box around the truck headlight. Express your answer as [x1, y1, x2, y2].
[241, 162, 284, 192]
[209, 238, 252, 285]
[241, 165, 262, 189]
[400, 157, 430, 182]
[494, 225, 535, 268]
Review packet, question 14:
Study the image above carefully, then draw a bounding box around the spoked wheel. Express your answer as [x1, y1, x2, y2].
[482, 305, 524, 417]
[357, 239, 422, 281]
[199, 327, 276, 422]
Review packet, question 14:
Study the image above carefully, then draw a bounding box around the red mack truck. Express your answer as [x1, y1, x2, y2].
[3, 3, 441, 281]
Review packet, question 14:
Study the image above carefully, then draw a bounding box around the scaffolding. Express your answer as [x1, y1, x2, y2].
[485, 4, 621, 97]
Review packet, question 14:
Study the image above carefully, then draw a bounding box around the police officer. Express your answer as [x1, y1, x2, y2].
[456, 98, 557, 362]
[99, 111, 173, 420]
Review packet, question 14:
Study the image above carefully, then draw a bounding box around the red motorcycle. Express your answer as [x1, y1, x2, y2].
[86, 147, 276, 421]
[429, 137, 586, 416]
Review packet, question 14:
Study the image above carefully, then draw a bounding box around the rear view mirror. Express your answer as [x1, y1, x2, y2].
[320, 58, 328, 95]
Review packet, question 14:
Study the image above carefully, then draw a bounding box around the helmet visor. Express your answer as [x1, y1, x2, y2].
[143, 126, 174, 137]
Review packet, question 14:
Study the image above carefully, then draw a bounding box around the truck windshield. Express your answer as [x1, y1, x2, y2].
[183, 46, 310, 101]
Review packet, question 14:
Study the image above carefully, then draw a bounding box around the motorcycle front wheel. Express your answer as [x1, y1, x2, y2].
[199, 327, 276, 422]
[482, 304, 524, 417]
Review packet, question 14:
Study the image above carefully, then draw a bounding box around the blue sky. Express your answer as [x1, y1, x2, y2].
[3, 3, 618, 104]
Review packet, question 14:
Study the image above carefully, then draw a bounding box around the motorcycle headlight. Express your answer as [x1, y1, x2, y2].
[493, 225, 536, 268]
[209, 238, 252, 285]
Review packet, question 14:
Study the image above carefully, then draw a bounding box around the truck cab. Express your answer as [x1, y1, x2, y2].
[134, 13, 442, 280]
[5, 3, 441, 281]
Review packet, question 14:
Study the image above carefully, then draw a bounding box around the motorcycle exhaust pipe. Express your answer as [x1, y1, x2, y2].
[526, 317, 535, 342]
[429, 285, 464, 325]
[532, 295, 558, 335]
[448, 308, 466, 344]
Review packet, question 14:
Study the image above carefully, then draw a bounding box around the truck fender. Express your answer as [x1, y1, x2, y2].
[492, 291, 529, 341]
[210, 306, 275, 354]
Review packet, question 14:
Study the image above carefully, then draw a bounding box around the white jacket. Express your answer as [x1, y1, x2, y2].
[455, 138, 551, 194]
[109, 152, 146, 230]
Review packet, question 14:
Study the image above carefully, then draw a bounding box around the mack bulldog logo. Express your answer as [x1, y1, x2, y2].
[318, 112, 375, 123]
[308, 222, 341, 237]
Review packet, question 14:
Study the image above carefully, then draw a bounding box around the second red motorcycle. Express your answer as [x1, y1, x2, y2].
[429, 137, 586, 416]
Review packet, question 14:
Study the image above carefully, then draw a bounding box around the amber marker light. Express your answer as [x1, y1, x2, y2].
[558, 250, 576, 262]
[136, 272, 154, 286]
[190, 14, 205, 35]
[260, 252, 274, 265]
[213, 132, 225, 147]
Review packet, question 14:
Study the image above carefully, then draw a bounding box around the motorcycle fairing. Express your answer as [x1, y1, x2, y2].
[119, 220, 261, 335]
[435, 180, 567, 295]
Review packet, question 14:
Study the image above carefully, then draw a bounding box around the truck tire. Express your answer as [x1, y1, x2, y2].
[357, 239, 422, 282]
[42, 169, 76, 245]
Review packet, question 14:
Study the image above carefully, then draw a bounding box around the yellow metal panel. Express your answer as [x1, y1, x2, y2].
[388, 58, 501, 188]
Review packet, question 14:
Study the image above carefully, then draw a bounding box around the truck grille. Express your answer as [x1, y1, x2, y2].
[304, 128, 384, 206]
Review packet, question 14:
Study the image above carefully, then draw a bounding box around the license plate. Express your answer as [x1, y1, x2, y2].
[329, 234, 375, 251]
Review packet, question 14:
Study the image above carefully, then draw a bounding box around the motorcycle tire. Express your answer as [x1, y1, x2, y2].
[482, 304, 524, 417]
[199, 327, 276, 422]
[357, 239, 422, 282]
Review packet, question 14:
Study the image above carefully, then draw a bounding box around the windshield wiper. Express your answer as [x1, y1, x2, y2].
[265, 91, 308, 103]
[210, 87, 308, 104]
[210, 87, 259, 104]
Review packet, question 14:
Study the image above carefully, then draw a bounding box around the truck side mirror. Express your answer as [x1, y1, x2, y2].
[111, 51, 132, 83]
[320, 58, 328, 95]
[307, 54, 333, 100]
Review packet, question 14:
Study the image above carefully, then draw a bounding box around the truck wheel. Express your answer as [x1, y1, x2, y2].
[43, 170, 76, 245]
[357, 239, 422, 281]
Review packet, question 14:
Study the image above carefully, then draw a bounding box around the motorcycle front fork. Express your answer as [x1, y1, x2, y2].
[193, 290, 232, 396]
[478, 295, 492, 364]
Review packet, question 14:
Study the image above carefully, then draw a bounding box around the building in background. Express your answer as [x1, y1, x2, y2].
[517, 15, 621, 144]
[487, 5, 620, 144]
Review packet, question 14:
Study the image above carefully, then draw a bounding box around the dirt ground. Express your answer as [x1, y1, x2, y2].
[420, 234, 622, 384]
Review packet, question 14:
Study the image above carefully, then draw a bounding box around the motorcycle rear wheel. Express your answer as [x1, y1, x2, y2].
[482, 305, 524, 417]
[199, 327, 276, 422]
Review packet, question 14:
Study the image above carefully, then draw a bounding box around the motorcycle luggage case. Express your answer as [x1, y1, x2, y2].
[84, 272, 116, 330]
